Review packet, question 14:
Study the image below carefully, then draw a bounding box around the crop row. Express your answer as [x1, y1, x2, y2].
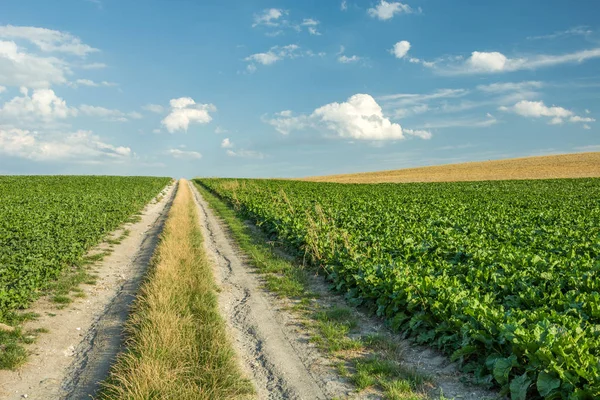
[196, 178, 600, 400]
[0, 176, 171, 319]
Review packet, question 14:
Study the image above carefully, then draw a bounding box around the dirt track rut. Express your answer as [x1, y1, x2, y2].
[189, 182, 330, 400]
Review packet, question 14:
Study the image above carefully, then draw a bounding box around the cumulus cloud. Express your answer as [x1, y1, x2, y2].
[500, 100, 594, 126]
[161, 97, 216, 133]
[79, 104, 142, 122]
[0, 40, 69, 88]
[221, 138, 233, 148]
[167, 148, 202, 159]
[436, 48, 600, 75]
[265, 93, 431, 141]
[0, 87, 77, 121]
[391, 41, 411, 59]
[0, 128, 132, 162]
[341, 0, 348, 10]
[368, 1, 414, 20]
[0, 25, 98, 56]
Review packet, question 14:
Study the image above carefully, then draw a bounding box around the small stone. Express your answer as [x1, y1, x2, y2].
[76, 327, 81, 331]
[22, 395, 28, 398]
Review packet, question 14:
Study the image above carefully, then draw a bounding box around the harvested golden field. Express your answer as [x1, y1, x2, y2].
[304, 152, 600, 184]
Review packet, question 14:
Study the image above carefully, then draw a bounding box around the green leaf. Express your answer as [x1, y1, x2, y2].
[493, 355, 517, 385]
[537, 371, 561, 397]
[510, 372, 532, 400]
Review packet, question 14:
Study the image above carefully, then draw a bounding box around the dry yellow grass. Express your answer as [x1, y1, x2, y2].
[100, 180, 253, 399]
[305, 152, 600, 184]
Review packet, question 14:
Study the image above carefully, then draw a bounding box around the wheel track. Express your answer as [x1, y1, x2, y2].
[189, 182, 327, 400]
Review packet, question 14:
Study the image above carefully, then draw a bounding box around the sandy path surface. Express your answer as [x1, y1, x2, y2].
[189, 182, 349, 400]
[0, 182, 176, 400]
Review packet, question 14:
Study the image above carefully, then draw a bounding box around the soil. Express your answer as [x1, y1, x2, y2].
[0, 183, 176, 400]
[189, 182, 498, 400]
[304, 152, 600, 184]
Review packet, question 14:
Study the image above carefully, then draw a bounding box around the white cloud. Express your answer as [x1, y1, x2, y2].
[142, 104, 165, 114]
[245, 44, 307, 71]
[266, 93, 430, 141]
[221, 138, 233, 148]
[585, 109, 591, 114]
[500, 100, 593, 126]
[215, 126, 228, 134]
[337, 46, 361, 63]
[0, 85, 5, 93]
[420, 115, 499, 129]
[263, 110, 309, 135]
[72, 78, 117, 88]
[161, 97, 216, 133]
[0, 128, 131, 162]
[79, 104, 142, 121]
[245, 51, 280, 65]
[476, 81, 544, 93]
[0, 40, 69, 88]
[379, 88, 468, 106]
[403, 129, 432, 139]
[368, 1, 414, 20]
[80, 62, 107, 70]
[167, 148, 202, 159]
[252, 9, 286, 27]
[341, 0, 348, 10]
[0, 88, 77, 121]
[438, 48, 600, 75]
[528, 26, 593, 40]
[308, 27, 320, 36]
[0, 25, 98, 56]
[391, 41, 411, 59]
[583, 124, 591, 130]
[301, 19, 321, 36]
[338, 55, 361, 63]
[570, 115, 596, 123]
[226, 149, 265, 159]
[252, 9, 321, 36]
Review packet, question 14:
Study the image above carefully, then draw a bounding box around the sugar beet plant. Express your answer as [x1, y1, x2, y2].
[0, 176, 170, 320]
[196, 178, 600, 400]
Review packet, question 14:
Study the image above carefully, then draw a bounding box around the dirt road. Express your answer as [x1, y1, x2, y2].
[189, 182, 349, 400]
[0, 183, 176, 400]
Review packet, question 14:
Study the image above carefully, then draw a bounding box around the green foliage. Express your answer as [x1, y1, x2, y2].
[0, 176, 170, 320]
[196, 177, 600, 399]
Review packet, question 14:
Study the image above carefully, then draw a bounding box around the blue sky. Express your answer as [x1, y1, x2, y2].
[0, 0, 598, 178]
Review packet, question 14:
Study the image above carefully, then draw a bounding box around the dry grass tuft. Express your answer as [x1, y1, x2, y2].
[100, 180, 254, 399]
[304, 152, 600, 184]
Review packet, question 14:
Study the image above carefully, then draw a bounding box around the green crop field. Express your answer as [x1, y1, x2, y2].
[0, 176, 171, 320]
[196, 178, 600, 400]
